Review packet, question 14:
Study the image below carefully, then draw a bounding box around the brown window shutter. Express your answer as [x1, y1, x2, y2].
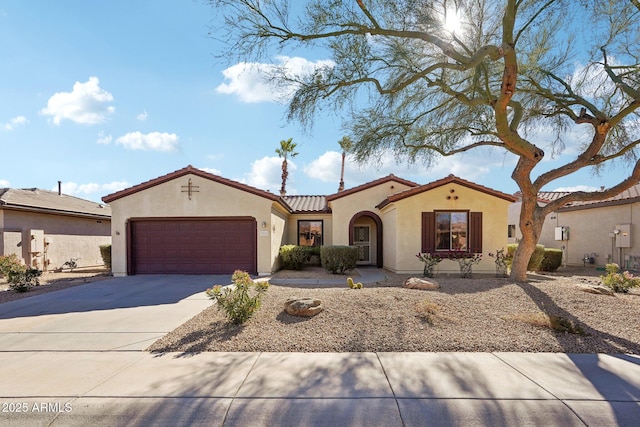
[470, 212, 483, 253]
[422, 212, 435, 253]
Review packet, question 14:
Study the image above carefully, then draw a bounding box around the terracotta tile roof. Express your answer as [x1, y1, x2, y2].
[0, 188, 111, 219]
[283, 195, 330, 213]
[102, 165, 282, 204]
[377, 174, 517, 209]
[326, 174, 419, 201]
[555, 183, 640, 210]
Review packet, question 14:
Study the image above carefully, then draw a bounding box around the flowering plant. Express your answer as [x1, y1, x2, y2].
[488, 248, 509, 277]
[601, 263, 640, 293]
[416, 252, 442, 277]
[448, 250, 482, 278]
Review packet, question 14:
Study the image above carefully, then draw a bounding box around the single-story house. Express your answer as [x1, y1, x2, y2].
[0, 187, 111, 270]
[509, 184, 640, 268]
[102, 165, 515, 276]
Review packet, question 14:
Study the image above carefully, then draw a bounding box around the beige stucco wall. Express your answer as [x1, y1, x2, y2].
[382, 183, 511, 274]
[382, 207, 398, 269]
[537, 203, 639, 267]
[0, 209, 111, 270]
[108, 173, 281, 276]
[329, 180, 414, 246]
[270, 206, 288, 272]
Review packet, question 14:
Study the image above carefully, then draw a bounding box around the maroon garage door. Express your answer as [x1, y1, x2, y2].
[129, 218, 256, 275]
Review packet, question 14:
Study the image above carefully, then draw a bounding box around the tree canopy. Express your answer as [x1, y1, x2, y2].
[210, 0, 640, 280]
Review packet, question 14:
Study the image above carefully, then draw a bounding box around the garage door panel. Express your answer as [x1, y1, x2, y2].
[131, 219, 256, 275]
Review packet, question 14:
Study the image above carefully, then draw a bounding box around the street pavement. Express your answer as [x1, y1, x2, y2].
[1, 273, 639, 426]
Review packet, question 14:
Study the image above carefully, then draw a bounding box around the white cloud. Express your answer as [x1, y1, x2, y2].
[115, 131, 180, 151]
[304, 150, 504, 188]
[239, 156, 297, 194]
[0, 179, 10, 187]
[96, 131, 112, 145]
[304, 151, 355, 184]
[216, 55, 335, 103]
[552, 185, 599, 192]
[41, 76, 115, 125]
[136, 110, 148, 121]
[55, 181, 129, 197]
[2, 115, 28, 131]
[197, 167, 222, 175]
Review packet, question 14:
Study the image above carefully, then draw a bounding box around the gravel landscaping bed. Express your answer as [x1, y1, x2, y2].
[0, 270, 110, 304]
[148, 268, 640, 354]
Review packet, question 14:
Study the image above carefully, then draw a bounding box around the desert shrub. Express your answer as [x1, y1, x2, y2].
[206, 270, 269, 324]
[416, 252, 442, 278]
[99, 244, 112, 270]
[347, 277, 363, 289]
[304, 246, 321, 257]
[0, 254, 41, 293]
[505, 312, 584, 335]
[540, 248, 563, 272]
[415, 299, 441, 326]
[279, 245, 310, 270]
[0, 254, 21, 277]
[601, 263, 640, 293]
[506, 244, 545, 271]
[321, 245, 358, 274]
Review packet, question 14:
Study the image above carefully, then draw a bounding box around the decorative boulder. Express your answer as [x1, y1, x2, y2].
[403, 277, 440, 290]
[577, 284, 614, 296]
[284, 297, 323, 317]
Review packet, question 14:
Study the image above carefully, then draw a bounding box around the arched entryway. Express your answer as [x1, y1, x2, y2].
[348, 211, 383, 268]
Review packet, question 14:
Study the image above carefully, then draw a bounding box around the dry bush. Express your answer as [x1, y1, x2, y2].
[415, 299, 441, 325]
[504, 312, 584, 335]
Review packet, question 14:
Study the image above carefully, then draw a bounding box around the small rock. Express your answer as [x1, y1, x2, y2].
[403, 277, 440, 290]
[284, 297, 323, 317]
[578, 284, 614, 296]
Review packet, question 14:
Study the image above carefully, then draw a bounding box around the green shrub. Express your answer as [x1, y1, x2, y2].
[0, 254, 41, 293]
[507, 244, 545, 271]
[304, 246, 321, 257]
[279, 245, 310, 270]
[321, 245, 358, 274]
[540, 248, 563, 272]
[601, 263, 640, 293]
[0, 254, 21, 277]
[99, 244, 112, 270]
[206, 270, 269, 324]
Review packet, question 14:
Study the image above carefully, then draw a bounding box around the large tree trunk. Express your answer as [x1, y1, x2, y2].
[510, 198, 546, 281]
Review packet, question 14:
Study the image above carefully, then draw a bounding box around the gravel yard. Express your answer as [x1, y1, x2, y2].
[0, 269, 110, 304]
[148, 267, 640, 354]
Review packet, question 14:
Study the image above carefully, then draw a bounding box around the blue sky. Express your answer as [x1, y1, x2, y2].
[0, 1, 632, 203]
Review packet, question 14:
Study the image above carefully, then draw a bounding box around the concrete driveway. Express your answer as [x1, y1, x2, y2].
[0, 275, 220, 351]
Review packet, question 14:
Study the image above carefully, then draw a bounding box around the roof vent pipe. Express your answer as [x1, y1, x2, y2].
[58, 181, 62, 196]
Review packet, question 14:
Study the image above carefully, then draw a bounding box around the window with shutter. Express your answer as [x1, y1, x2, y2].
[422, 211, 483, 255]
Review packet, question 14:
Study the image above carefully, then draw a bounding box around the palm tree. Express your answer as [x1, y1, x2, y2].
[275, 138, 298, 196]
[337, 136, 352, 192]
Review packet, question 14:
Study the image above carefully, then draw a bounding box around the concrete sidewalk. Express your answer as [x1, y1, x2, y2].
[1, 351, 639, 426]
[1, 274, 639, 426]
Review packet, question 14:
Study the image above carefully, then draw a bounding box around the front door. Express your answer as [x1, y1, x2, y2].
[353, 225, 371, 264]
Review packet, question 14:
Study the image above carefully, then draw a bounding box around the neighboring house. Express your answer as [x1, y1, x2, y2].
[508, 184, 640, 268]
[0, 188, 111, 270]
[102, 165, 515, 277]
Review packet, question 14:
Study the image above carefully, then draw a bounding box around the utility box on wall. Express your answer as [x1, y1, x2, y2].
[615, 224, 631, 248]
[555, 226, 569, 241]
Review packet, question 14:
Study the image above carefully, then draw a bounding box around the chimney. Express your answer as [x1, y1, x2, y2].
[58, 181, 62, 196]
